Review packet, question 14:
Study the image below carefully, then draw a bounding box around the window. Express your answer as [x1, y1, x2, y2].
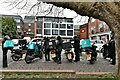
[28, 24, 31, 26]
[66, 19, 73, 22]
[28, 29, 31, 31]
[60, 24, 66, 28]
[44, 29, 51, 35]
[52, 23, 58, 28]
[91, 27, 95, 34]
[37, 18, 43, 21]
[44, 23, 51, 28]
[67, 24, 73, 29]
[37, 23, 42, 28]
[36, 29, 42, 34]
[99, 23, 104, 32]
[60, 30, 66, 36]
[15, 19, 20, 22]
[17, 26, 21, 29]
[67, 30, 73, 36]
[92, 30, 94, 34]
[52, 29, 58, 35]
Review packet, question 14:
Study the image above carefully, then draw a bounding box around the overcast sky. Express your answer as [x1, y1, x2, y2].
[0, 0, 89, 25]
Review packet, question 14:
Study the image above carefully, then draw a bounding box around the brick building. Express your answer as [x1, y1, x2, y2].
[79, 23, 88, 39]
[24, 16, 35, 38]
[80, 18, 111, 42]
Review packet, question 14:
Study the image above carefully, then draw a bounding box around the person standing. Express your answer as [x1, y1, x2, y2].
[108, 36, 116, 65]
[102, 43, 109, 59]
[73, 36, 80, 62]
[92, 42, 97, 61]
[44, 37, 50, 61]
[2, 35, 10, 68]
[56, 36, 63, 64]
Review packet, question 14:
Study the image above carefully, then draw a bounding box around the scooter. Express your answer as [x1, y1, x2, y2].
[11, 39, 27, 61]
[25, 42, 43, 64]
[50, 48, 57, 62]
[49, 45, 57, 62]
[65, 48, 74, 62]
[86, 48, 95, 64]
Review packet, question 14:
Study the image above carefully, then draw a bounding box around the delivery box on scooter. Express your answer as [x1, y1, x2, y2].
[81, 39, 92, 48]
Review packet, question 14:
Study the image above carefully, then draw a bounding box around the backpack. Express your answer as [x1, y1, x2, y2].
[3, 40, 14, 48]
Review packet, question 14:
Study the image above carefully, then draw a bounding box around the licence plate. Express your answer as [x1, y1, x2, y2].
[51, 53, 56, 58]
[22, 53, 26, 59]
[86, 54, 91, 60]
[67, 53, 72, 59]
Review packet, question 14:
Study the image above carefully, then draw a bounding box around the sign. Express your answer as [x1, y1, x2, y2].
[80, 29, 86, 33]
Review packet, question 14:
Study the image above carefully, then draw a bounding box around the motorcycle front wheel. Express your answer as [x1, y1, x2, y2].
[38, 51, 43, 59]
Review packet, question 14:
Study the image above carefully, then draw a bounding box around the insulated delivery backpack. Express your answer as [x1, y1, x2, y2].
[3, 40, 14, 48]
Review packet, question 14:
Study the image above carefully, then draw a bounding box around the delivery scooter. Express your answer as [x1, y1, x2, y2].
[65, 48, 74, 62]
[25, 42, 43, 64]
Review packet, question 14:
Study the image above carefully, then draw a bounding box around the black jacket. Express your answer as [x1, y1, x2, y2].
[2, 38, 7, 50]
[56, 39, 63, 51]
[71, 38, 80, 49]
[44, 39, 50, 49]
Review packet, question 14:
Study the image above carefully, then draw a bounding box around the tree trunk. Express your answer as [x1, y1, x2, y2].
[115, 30, 120, 77]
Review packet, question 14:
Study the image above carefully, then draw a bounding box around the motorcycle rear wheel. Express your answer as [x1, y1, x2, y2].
[11, 54, 21, 61]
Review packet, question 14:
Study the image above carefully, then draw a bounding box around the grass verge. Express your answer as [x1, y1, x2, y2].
[1, 72, 120, 79]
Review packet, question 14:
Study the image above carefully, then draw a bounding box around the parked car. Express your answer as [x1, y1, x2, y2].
[23, 37, 31, 43]
[12, 39, 19, 46]
[29, 38, 43, 45]
[90, 40, 105, 52]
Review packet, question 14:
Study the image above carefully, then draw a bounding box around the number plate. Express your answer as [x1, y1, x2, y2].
[51, 53, 56, 58]
[67, 53, 72, 59]
[86, 54, 91, 60]
[22, 53, 26, 59]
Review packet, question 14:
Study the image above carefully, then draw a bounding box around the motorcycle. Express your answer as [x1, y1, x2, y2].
[11, 39, 27, 61]
[25, 42, 43, 64]
[50, 47, 57, 62]
[65, 48, 74, 62]
[49, 40, 57, 62]
[86, 48, 95, 64]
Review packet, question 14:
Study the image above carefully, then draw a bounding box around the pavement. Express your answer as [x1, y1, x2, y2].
[0, 47, 115, 74]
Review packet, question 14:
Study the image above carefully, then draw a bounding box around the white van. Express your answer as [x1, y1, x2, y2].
[23, 37, 31, 43]
[90, 40, 105, 52]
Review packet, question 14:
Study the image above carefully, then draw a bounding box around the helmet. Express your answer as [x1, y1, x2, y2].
[4, 35, 10, 40]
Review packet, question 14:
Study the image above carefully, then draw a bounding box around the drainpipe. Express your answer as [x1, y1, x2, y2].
[87, 17, 91, 39]
[34, 16, 37, 38]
